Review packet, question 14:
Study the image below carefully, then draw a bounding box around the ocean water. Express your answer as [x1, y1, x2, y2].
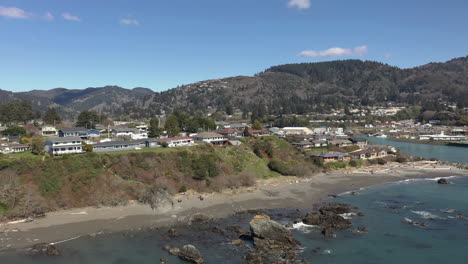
[1, 176, 468, 263]
[361, 136, 468, 164]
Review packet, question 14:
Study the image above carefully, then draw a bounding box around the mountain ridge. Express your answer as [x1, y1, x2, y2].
[1, 56, 467, 119]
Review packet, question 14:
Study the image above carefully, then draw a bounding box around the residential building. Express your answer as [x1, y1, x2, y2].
[41, 126, 58, 136]
[59, 127, 88, 139]
[0, 144, 30, 154]
[93, 140, 148, 152]
[215, 121, 230, 129]
[158, 137, 194, 147]
[283, 127, 313, 135]
[249, 129, 270, 136]
[312, 152, 351, 163]
[351, 148, 388, 160]
[193, 132, 229, 146]
[329, 139, 353, 147]
[45, 137, 84, 155]
[87, 129, 101, 138]
[111, 128, 148, 140]
[214, 128, 241, 137]
[349, 137, 368, 148]
[292, 140, 316, 149]
[313, 126, 331, 135]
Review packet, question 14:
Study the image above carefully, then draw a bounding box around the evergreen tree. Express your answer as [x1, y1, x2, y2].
[148, 118, 161, 138]
[165, 114, 180, 137]
[76, 110, 100, 129]
[43, 108, 62, 125]
[252, 120, 263, 130]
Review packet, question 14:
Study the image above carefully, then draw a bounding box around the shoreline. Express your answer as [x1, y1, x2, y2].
[1, 162, 467, 250]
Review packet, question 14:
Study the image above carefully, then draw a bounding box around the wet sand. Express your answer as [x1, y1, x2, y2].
[1, 162, 466, 250]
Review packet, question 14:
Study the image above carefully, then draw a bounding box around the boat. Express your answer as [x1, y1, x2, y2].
[375, 133, 388, 138]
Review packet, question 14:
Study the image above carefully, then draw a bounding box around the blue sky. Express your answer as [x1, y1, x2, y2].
[1, 0, 468, 92]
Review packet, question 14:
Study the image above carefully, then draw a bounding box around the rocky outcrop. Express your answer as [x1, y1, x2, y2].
[437, 178, 449, 184]
[247, 215, 301, 263]
[303, 212, 352, 229]
[139, 189, 174, 211]
[167, 228, 181, 238]
[30, 243, 60, 256]
[321, 228, 336, 238]
[303, 203, 354, 238]
[189, 213, 213, 224]
[318, 203, 352, 215]
[163, 244, 204, 264]
[179, 245, 204, 264]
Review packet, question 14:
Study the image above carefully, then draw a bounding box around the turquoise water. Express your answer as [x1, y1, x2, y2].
[299, 176, 468, 263]
[2, 176, 468, 263]
[361, 136, 468, 163]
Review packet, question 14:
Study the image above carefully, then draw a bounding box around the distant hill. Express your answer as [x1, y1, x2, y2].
[1, 56, 467, 119]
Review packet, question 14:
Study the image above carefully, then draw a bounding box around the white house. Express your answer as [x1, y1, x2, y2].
[192, 132, 230, 146]
[41, 126, 58, 136]
[313, 127, 331, 135]
[111, 128, 148, 140]
[0, 144, 30, 154]
[45, 137, 84, 155]
[158, 137, 194, 147]
[283, 127, 313, 135]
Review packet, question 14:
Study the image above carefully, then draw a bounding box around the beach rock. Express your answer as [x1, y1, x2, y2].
[211, 226, 224, 234]
[178, 244, 204, 264]
[319, 203, 352, 215]
[189, 213, 212, 224]
[245, 252, 262, 264]
[437, 178, 449, 184]
[321, 228, 336, 238]
[248, 215, 301, 263]
[357, 227, 369, 233]
[226, 226, 248, 235]
[231, 239, 243, 246]
[30, 243, 60, 256]
[302, 213, 321, 225]
[163, 245, 180, 255]
[285, 223, 293, 228]
[294, 218, 302, 224]
[167, 228, 181, 238]
[456, 214, 468, 220]
[357, 212, 365, 217]
[139, 188, 174, 211]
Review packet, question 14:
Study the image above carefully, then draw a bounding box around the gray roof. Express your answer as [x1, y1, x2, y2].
[193, 132, 224, 138]
[47, 137, 83, 143]
[94, 140, 147, 148]
[59, 127, 87, 133]
[312, 152, 350, 158]
[112, 128, 140, 133]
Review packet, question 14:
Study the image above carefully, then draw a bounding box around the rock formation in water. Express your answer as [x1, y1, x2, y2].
[247, 214, 301, 263]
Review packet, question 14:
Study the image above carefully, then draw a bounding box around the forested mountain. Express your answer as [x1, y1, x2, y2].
[1, 56, 467, 119]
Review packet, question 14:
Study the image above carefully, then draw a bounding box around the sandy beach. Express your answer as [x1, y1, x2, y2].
[1, 162, 466, 250]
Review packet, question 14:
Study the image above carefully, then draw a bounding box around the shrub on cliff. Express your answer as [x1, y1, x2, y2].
[268, 159, 289, 175]
[377, 158, 387, 165]
[192, 153, 219, 180]
[349, 159, 363, 167]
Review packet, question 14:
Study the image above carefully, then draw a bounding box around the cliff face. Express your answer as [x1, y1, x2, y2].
[0, 137, 315, 221]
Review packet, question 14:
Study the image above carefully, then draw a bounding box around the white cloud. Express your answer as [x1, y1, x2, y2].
[43, 12, 54, 21]
[62, 12, 80, 22]
[384, 53, 395, 58]
[120, 19, 139, 25]
[288, 0, 311, 9]
[298, 45, 369, 58]
[0, 6, 33, 19]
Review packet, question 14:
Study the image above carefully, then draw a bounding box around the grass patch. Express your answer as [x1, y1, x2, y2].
[0, 202, 7, 215]
[305, 147, 329, 154]
[325, 161, 348, 170]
